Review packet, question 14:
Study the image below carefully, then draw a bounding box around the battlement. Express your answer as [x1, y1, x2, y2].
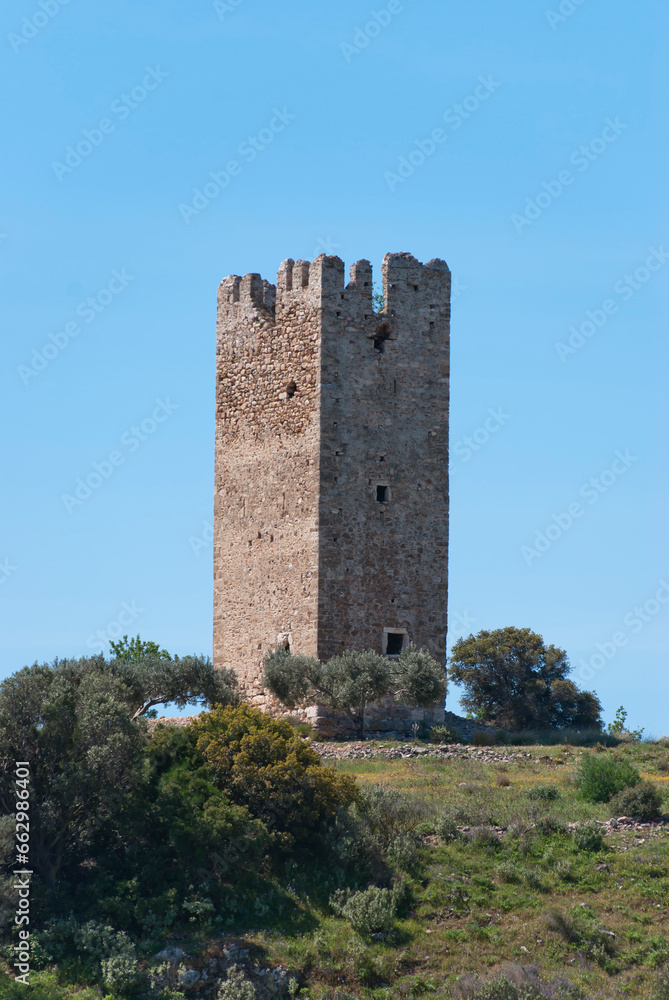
[217, 252, 451, 340]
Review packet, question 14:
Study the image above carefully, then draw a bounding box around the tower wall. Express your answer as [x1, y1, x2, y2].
[214, 252, 450, 731]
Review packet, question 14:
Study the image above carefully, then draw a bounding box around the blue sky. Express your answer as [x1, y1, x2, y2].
[1, 0, 666, 733]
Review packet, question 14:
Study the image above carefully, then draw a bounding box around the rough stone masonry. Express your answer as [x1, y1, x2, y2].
[213, 252, 450, 736]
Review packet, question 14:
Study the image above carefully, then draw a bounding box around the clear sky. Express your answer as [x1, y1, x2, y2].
[1, 0, 666, 733]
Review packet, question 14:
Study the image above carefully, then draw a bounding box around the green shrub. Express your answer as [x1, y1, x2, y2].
[577, 752, 640, 802]
[527, 784, 560, 802]
[573, 821, 605, 852]
[429, 723, 463, 744]
[468, 825, 501, 850]
[454, 964, 587, 999]
[330, 884, 398, 935]
[195, 703, 358, 849]
[216, 965, 256, 999]
[495, 861, 521, 884]
[436, 813, 460, 841]
[545, 906, 617, 969]
[609, 781, 663, 820]
[653, 963, 669, 1000]
[0, 971, 103, 999]
[472, 731, 498, 746]
[101, 953, 143, 996]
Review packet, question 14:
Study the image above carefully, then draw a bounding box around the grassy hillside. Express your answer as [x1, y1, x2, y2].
[248, 739, 669, 999]
[2, 736, 668, 999]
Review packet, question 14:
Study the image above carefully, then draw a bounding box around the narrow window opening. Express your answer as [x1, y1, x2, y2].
[393, 380, 397, 394]
[376, 485, 389, 503]
[372, 321, 392, 353]
[379, 455, 386, 463]
[286, 381, 297, 398]
[386, 632, 404, 656]
[413, 284, 419, 291]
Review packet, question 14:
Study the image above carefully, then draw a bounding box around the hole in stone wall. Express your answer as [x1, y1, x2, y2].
[286, 381, 297, 398]
[372, 322, 392, 353]
[376, 485, 389, 503]
[386, 632, 404, 655]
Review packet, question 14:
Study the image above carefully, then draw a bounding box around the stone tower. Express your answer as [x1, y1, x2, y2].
[214, 252, 450, 735]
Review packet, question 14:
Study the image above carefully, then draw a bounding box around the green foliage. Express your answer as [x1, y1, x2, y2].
[654, 963, 669, 1000]
[264, 644, 445, 739]
[572, 821, 605, 852]
[0, 651, 238, 894]
[610, 780, 663, 820]
[216, 964, 256, 999]
[472, 731, 498, 746]
[109, 633, 172, 661]
[526, 784, 560, 802]
[195, 703, 358, 849]
[429, 723, 464, 744]
[448, 627, 602, 731]
[0, 657, 146, 891]
[545, 905, 617, 969]
[454, 964, 587, 999]
[577, 752, 640, 802]
[330, 883, 400, 935]
[0, 971, 102, 999]
[606, 704, 645, 741]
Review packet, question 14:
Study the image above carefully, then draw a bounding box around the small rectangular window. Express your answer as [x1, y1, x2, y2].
[383, 628, 408, 656]
[376, 485, 389, 503]
[386, 632, 403, 655]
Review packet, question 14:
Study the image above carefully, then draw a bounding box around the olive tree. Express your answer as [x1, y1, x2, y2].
[263, 644, 446, 739]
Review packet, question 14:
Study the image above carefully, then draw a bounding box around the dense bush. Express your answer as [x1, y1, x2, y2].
[448, 626, 602, 731]
[429, 723, 464, 744]
[609, 781, 664, 820]
[572, 821, 605, 852]
[577, 752, 640, 802]
[194, 703, 358, 850]
[216, 964, 257, 999]
[330, 883, 401, 936]
[526, 784, 560, 802]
